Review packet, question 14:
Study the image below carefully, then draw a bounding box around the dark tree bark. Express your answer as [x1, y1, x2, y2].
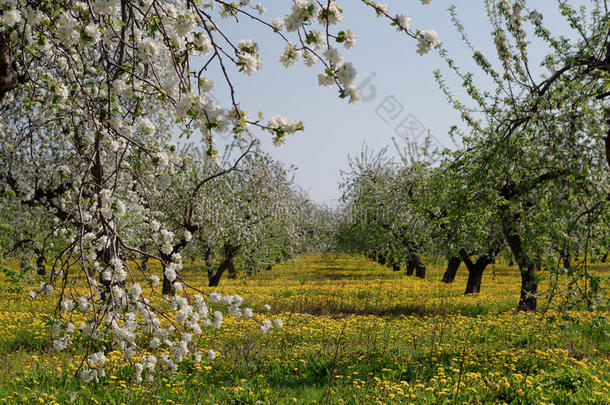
[460, 248, 497, 295]
[408, 255, 426, 279]
[161, 252, 175, 296]
[562, 253, 572, 269]
[0, 32, 23, 101]
[203, 245, 212, 269]
[391, 261, 400, 271]
[602, 252, 608, 263]
[141, 256, 149, 272]
[227, 258, 237, 279]
[162, 272, 175, 295]
[36, 253, 46, 276]
[441, 257, 461, 283]
[208, 256, 233, 287]
[606, 122, 610, 172]
[500, 205, 538, 312]
[464, 267, 484, 294]
[405, 259, 415, 276]
[518, 263, 538, 312]
[208, 243, 238, 287]
[97, 240, 119, 299]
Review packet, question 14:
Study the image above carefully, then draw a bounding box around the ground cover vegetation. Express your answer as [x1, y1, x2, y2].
[0, 0, 609, 403]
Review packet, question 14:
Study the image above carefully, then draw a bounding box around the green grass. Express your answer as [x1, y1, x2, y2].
[0, 253, 608, 404]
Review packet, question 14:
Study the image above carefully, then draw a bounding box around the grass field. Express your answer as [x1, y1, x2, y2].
[0, 254, 608, 404]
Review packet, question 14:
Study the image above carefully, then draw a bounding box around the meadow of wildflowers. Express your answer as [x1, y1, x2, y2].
[0, 253, 608, 404]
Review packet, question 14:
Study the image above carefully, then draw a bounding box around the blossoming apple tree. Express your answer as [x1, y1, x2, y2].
[0, 0, 438, 382]
[433, 0, 610, 310]
[335, 144, 433, 277]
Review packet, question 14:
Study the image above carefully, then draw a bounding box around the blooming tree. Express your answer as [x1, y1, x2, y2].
[335, 144, 433, 277]
[0, 0, 438, 382]
[433, 0, 610, 310]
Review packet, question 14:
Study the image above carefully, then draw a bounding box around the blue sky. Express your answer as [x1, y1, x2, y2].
[203, 1, 581, 205]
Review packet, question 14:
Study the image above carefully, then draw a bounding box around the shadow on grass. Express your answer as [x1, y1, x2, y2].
[0, 328, 51, 354]
[283, 299, 510, 318]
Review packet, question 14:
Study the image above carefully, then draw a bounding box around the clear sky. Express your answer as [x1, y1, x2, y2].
[203, 1, 580, 205]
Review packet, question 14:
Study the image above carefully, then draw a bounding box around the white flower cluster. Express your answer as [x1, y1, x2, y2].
[238, 39, 262, 75]
[267, 115, 304, 145]
[260, 318, 284, 334]
[416, 30, 440, 56]
[317, 48, 360, 103]
[51, 267, 282, 383]
[275, 1, 361, 101]
[81, 352, 106, 383]
[279, 43, 301, 68]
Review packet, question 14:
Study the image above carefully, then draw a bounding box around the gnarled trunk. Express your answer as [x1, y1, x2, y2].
[161, 252, 175, 296]
[501, 207, 538, 312]
[208, 256, 234, 287]
[97, 240, 119, 299]
[408, 255, 426, 279]
[406, 259, 415, 276]
[460, 249, 496, 295]
[208, 243, 238, 287]
[464, 267, 484, 294]
[441, 257, 461, 283]
[162, 271, 175, 295]
[562, 253, 572, 269]
[227, 258, 237, 279]
[519, 263, 538, 312]
[36, 253, 46, 276]
[0, 32, 22, 101]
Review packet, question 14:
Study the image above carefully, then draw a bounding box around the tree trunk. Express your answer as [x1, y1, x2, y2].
[562, 252, 572, 269]
[208, 244, 238, 287]
[406, 259, 415, 276]
[208, 257, 232, 287]
[162, 270, 175, 295]
[464, 260, 485, 294]
[161, 253, 175, 296]
[441, 257, 461, 283]
[519, 263, 538, 312]
[161, 252, 175, 295]
[465, 268, 483, 293]
[227, 258, 237, 279]
[601, 252, 608, 263]
[500, 207, 538, 312]
[411, 255, 426, 279]
[0, 32, 22, 101]
[392, 261, 400, 271]
[36, 254, 46, 276]
[460, 248, 499, 294]
[207, 264, 215, 285]
[141, 256, 149, 272]
[377, 255, 386, 266]
[97, 241, 118, 300]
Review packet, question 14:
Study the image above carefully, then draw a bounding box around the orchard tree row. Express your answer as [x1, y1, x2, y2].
[0, 0, 429, 382]
[0, 0, 609, 385]
[0, 141, 327, 289]
[335, 0, 610, 313]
